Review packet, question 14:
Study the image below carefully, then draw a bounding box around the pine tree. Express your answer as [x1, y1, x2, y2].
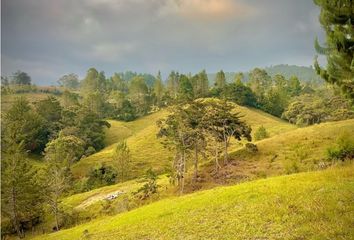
[154, 71, 164, 106]
[177, 75, 194, 102]
[3, 97, 46, 153]
[248, 68, 272, 100]
[288, 76, 302, 96]
[43, 133, 84, 231]
[215, 70, 226, 89]
[234, 72, 244, 84]
[314, 0, 354, 99]
[167, 71, 180, 98]
[113, 141, 131, 181]
[1, 141, 42, 238]
[193, 70, 209, 98]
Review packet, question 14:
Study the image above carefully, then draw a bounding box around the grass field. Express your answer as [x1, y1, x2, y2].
[72, 105, 296, 179]
[33, 163, 354, 240]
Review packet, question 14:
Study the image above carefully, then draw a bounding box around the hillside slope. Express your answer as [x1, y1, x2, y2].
[72, 106, 296, 178]
[34, 163, 354, 240]
[197, 119, 354, 188]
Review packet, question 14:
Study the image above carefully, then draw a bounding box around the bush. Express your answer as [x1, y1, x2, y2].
[134, 169, 159, 200]
[245, 143, 258, 153]
[254, 126, 269, 141]
[85, 164, 117, 190]
[326, 132, 354, 161]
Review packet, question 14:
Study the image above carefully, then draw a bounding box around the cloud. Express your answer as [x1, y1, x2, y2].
[2, 0, 324, 85]
[157, 0, 256, 21]
[89, 42, 137, 62]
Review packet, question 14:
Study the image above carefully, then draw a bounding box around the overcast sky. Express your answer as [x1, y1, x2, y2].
[2, 0, 325, 85]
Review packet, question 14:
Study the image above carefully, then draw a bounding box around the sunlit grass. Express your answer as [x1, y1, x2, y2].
[72, 106, 296, 179]
[33, 163, 354, 240]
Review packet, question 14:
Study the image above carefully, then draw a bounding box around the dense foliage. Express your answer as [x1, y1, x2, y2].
[314, 0, 354, 99]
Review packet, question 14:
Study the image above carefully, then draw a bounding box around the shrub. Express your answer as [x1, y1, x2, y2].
[134, 169, 159, 200]
[245, 143, 258, 153]
[254, 126, 269, 141]
[326, 132, 354, 161]
[85, 164, 117, 190]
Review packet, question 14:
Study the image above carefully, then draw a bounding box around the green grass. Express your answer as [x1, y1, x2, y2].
[72, 106, 296, 179]
[72, 110, 171, 178]
[225, 119, 354, 178]
[32, 163, 354, 240]
[176, 119, 354, 194]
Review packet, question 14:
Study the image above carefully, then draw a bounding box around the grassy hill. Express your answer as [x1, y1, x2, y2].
[33, 163, 354, 240]
[72, 105, 296, 179]
[183, 119, 354, 191]
[24, 119, 353, 238]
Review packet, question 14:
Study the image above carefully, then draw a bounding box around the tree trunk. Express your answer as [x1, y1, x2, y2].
[194, 144, 198, 183]
[180, 150, 186, 194]
[215, 144, 221, 172]
[54, 201, 60, 231]
[224, 139, 228, 165]
[11, 186, 23, 238]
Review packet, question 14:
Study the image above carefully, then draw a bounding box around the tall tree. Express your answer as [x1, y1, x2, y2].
[1, 141, 42, 238]
[288, 75, 302, 96]
[43, 134, 84, 230]
[129, 76, 149, 115]
[215, 70, 226, 89]
[81, 68, 105, 94]
[109, 73, 128, 93]
[11, 71, 31, 85]
[201, 99, 252, 164]
[113, 141, 131, 181]
[248, 68, 272, 102]
[157, 104, 193, 193]
[57, 74, 80, 89]
[314, 0, 354, 99]
[3, 97, 46, 153]
[177, 75, 194, 102]
[222, 82, 257, 107]
[82, 91, 107, 118]
[167, 71, 180, 98]
[154, 71, 164, 106]
[234, 72, 244, 84]
[35, 96, 63, 140]
[191, 70, 209, 98]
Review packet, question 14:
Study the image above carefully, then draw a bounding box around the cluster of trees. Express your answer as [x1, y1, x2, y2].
[5, 65, 352, 127]
[158, 98, 252, 193]
[282, 92, 354, 126]
[1, 94, 110, 237]
[1, 71, 32, 86]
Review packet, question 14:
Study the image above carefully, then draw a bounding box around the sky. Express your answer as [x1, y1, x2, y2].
[2, 0, 325, 85]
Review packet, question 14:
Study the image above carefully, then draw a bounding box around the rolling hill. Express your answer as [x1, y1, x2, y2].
[195, 119, 354, 190]
[24, 117, 354, 238]
[71, 104, 296, 179]
[33, 163, 354, 240]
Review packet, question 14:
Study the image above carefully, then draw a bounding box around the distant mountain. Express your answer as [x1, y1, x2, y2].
[264, 64, 323, 83]
[208, 64, 324, 85]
